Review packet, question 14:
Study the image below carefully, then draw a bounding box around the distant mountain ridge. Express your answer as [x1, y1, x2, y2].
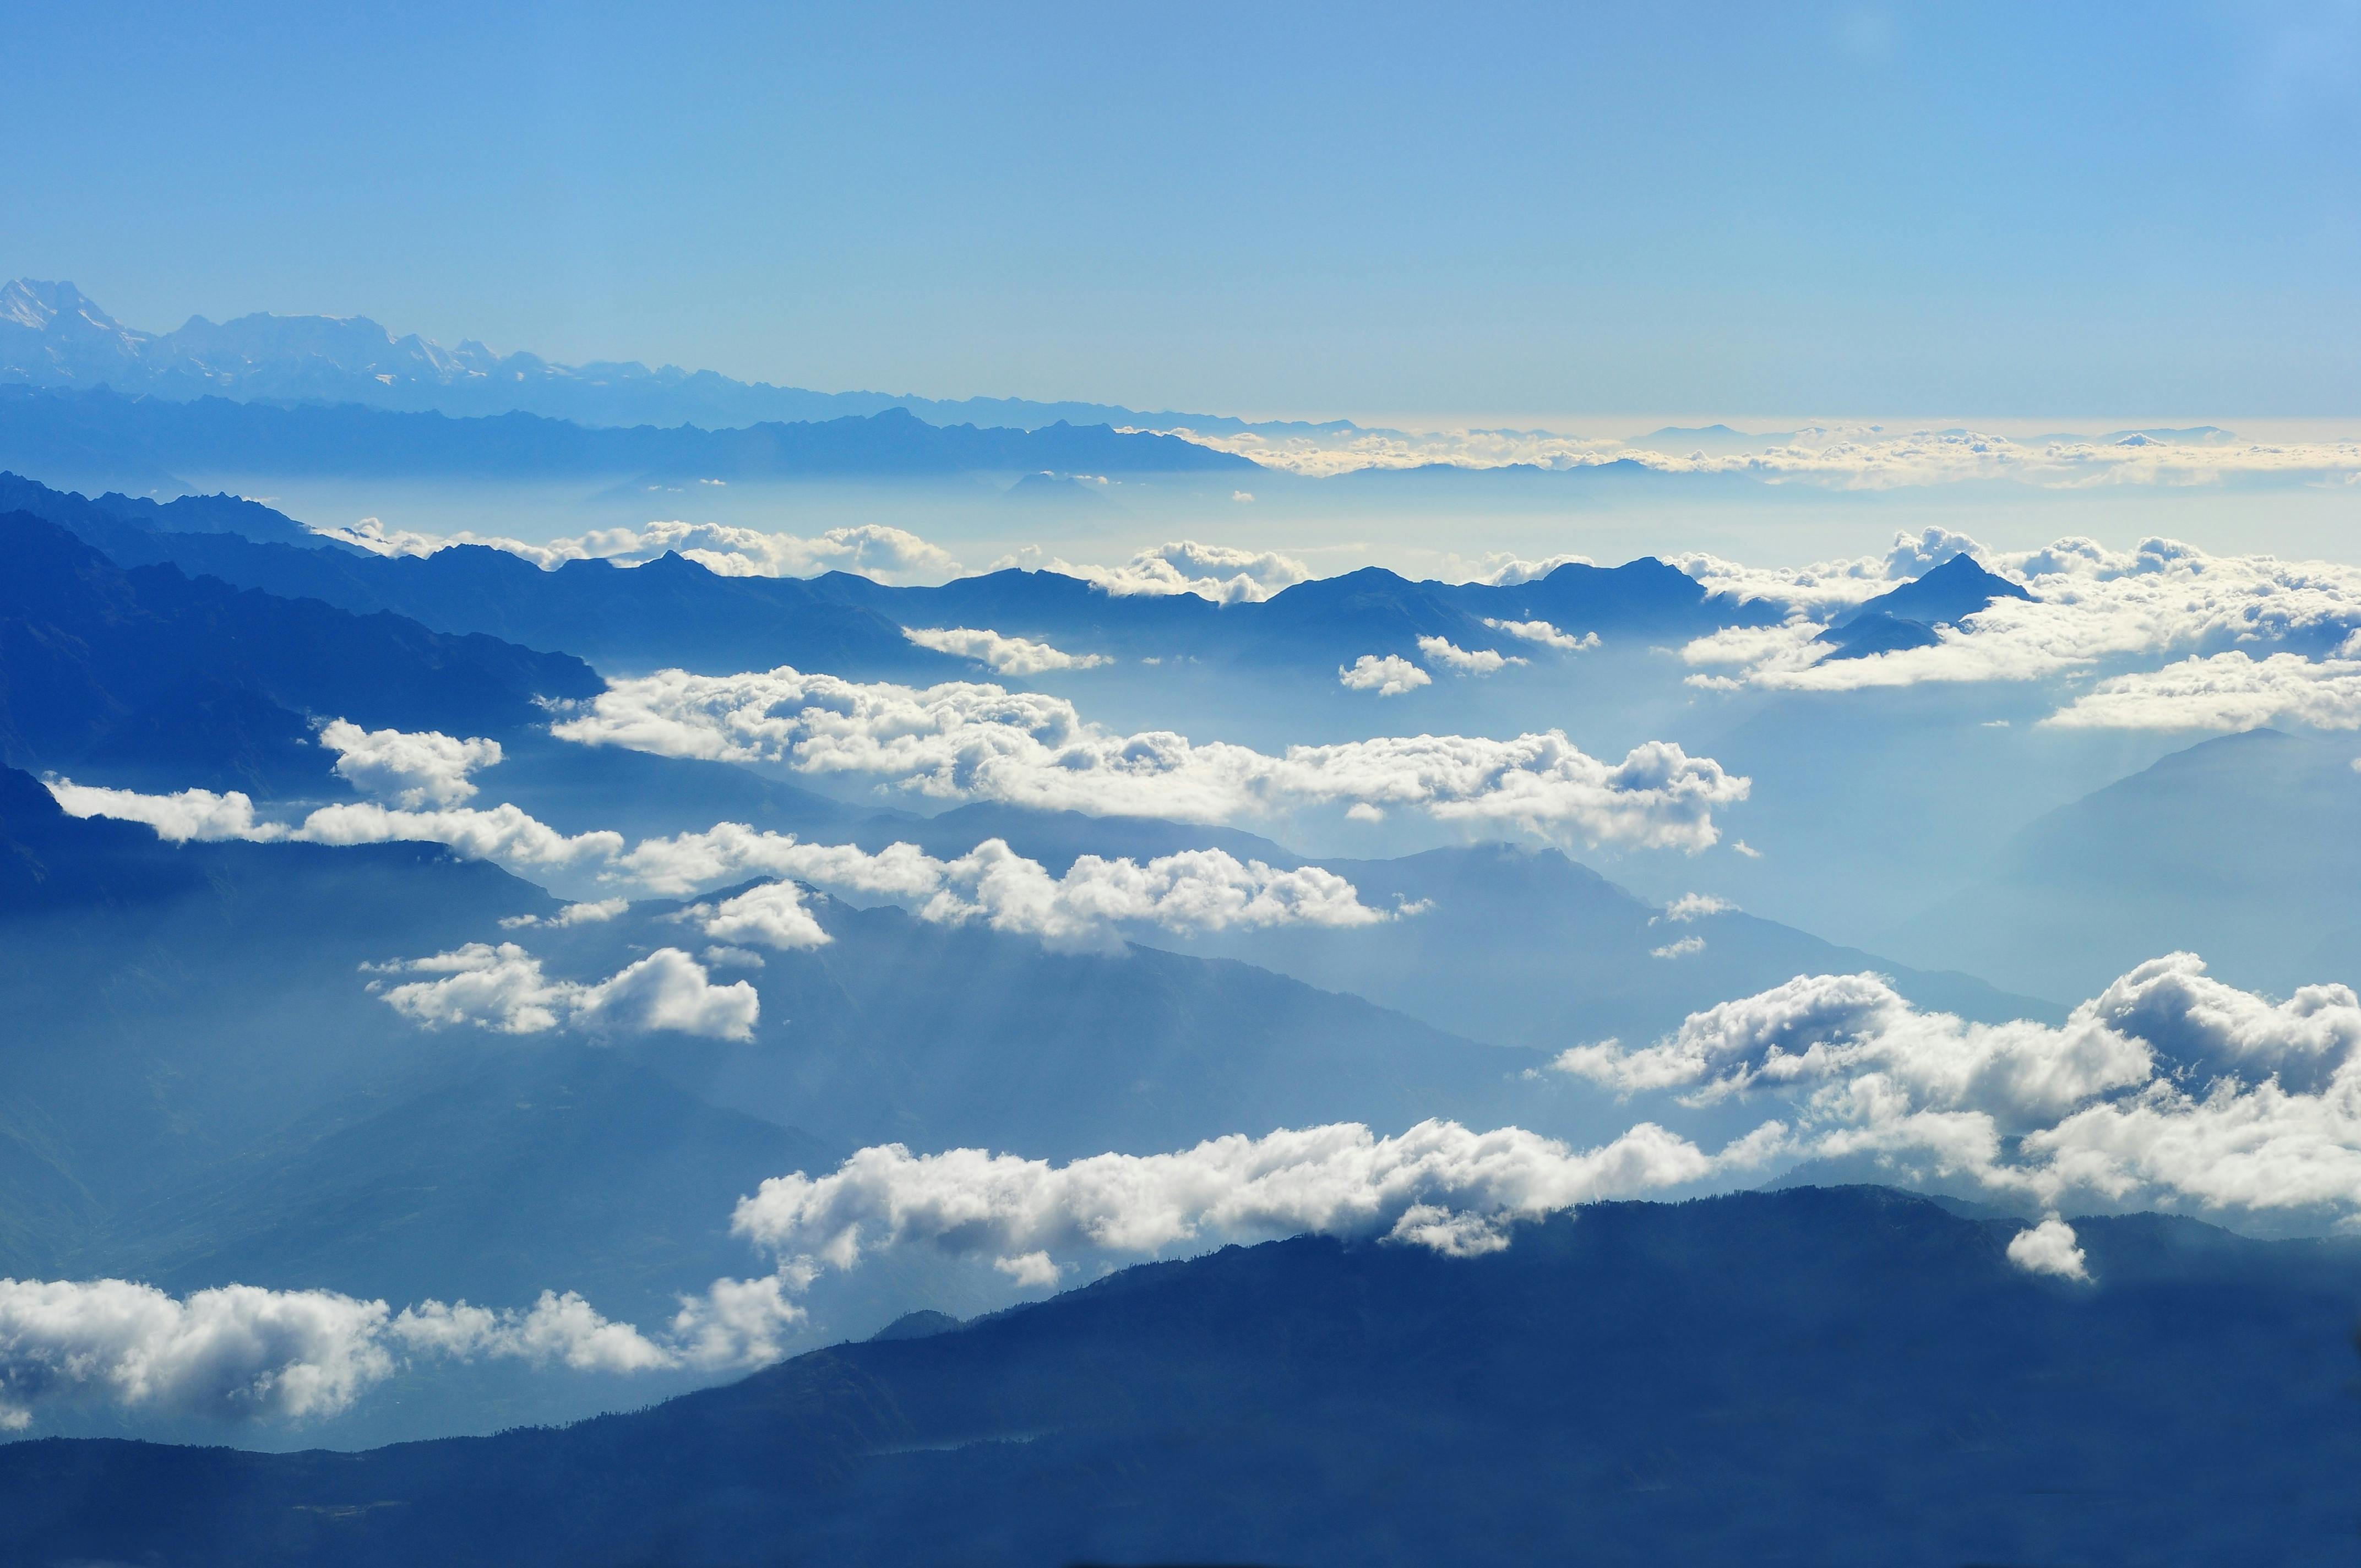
[0, 507, 600, 790]
[0, 384, 1254, 493]
[0, 278, 1311, 437]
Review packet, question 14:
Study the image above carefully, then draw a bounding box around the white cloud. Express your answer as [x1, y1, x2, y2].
[317, 519, 962, 585]
[0, 1273, 803, 1430]
[0, 1278, 394, 1429]
[500, 898, 629, 929]
[730, 1117, 1787, 1284]
[646, 837, 1401, 956]
[46, 780, 629, 876]
[40, 777, 1413, 949]
[1551, 954, 2361, 1225]
[689, 881, 834, 951]
[550, 666, 1749, 851]
[318, 720, 503, 808]
[42, 780, 289, 843]
[367, 944, 759, 1041]
[1416, 636, 1525, 676]
[1339, 654, 1432, 695]
[2005, 1217, 2090, 1281]
[2042, 651, 2361, 731]
[1016, 540, 1312, 604]
[388, 1290, 672, 1374]
[1650, 935, 1705, 959]
[902, 627, 1111, 676]
[1483, 618, 1598, 651]
[1660, 893, 1735, 922]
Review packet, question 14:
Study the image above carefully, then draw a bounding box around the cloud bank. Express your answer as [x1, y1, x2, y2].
[44, 776, 1403, 952]
[548, 668, 1749, 851]
[650, 838, 1399, 955]
[0, 1276, 792, 1430]
[1166, 420, 2361, 487]
[1552, 954, 2361, 1224]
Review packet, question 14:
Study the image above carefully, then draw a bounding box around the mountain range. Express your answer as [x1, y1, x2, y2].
[4, 1184, 2353, 1566]
[0, 472, 1776, 680]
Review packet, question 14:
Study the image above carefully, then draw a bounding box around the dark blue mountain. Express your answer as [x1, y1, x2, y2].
[1, 474, 1777, 676]
[0, 386, 1253, 486]
[0, 510, 600, 791]
[4, 1185, 2354, 1566]
[1823, 551, 2030, 647]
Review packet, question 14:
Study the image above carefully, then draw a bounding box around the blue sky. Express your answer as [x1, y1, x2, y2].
[7, 1, 2358, 418]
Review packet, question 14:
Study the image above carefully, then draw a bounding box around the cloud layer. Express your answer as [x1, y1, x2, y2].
[1165, 420, 2361, 486]
[549, 668, 1749, 850]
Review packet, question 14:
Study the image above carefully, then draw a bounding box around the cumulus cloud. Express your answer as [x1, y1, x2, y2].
[1650, 935, 1705, 959]
[318, 720, 502, 808]
[2005, 1218, 2090, 1281]
[1339, 654, 1432, 695]
[646, 837, 1401, 956]
[1484, 617, 1598, 651]
[2042, 650, 2361, 731]
[0, 1278, 395, 1429]
[1551, 954, 2361, 1224]
[367, 944, 759, 1041]
[730, 1118, 1787, 1284]
[902, 627, 1112, 676]
[1020, 540, 1312, 604]
[548, 667, 1750, 851]
[1416, 637, 1525, 676]
[317, 519, 962, 585]
[0, 1275, 799, 1430]
[1680, 530, 2361, 697]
